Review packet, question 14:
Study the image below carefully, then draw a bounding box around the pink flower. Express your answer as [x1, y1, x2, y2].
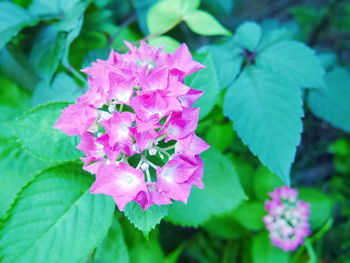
[263, 186, 311, 251]
[54, 41, 209, 211]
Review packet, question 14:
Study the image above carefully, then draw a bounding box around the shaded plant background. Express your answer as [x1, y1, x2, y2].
[0, 0, 349, 262]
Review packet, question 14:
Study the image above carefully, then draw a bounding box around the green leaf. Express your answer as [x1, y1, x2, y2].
[94, 216, 130, 263]
[205, 123, 234, 151]
[147, 0, 183, 35]
[28, 0, 82, 17]
[167, 148, 246, 226]
[0, 2, 38, 50]
[199, 42, 243, 89]
[11, 102, 82, 162]
[184, 10, 231, 36]
[203, 214, 246, 239]
[234, 21, 262, 50]
[0, 163, 115, 263]
[251, 232, 289, 263]
[257, 40, 325, 88]
[253, 166, 284, 201]
[308, 67, 350, 133]
[30, 26, 66, 81]
[130, 239, 164, 263]
[224, 65, 303, 184]
[0, 136, 52, 219]
[32, 73, 84, 107]
[124, 202, 169, 236]
[298, 188, 333, 230]
[232, 201, 265, 231]
[0, 46, 39, 91]
[148, 36, 181, 53]
[185, 52, 220, 119]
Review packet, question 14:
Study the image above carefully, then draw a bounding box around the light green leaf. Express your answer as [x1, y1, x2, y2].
[11, 102, 82, 162]
[308, 67, 350, 133]
[224, 65, 303, 184]
[0, 163, 115, 263]
[0, 2, 38, 50]
[298, 188, 333, 230]
[148, 36, 181, 53]
[28, 0, 82, 17]
[0, 136, 52, 219]
[234, 21, 262, 50]
[185, 52, 220, 119]
[253, 166, 284, 201]
[94, 216, 130, 263]
[32, 73, 84, 107]
[167, 148, 246, 226]
[124, 202, 169, 235]
[130, 239, 164, 263]
[257, 40, 325, 88]
[147, 0, 183, 35]
[251, 232, 289, 263]
[203, 214, 246, 239]
[184, 10, 231, 36]
[232, 201, 265, 231]
[199, 42, 243, 89]
[30, 26, 66, 81]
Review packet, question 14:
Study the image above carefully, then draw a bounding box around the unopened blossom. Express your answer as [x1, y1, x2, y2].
[54, 41, 209, 211]
[263, 186, 311, 251]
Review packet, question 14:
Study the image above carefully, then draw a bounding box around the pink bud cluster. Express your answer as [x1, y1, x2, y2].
[54, 41, 210, 211]
[263, 186, 311, 251]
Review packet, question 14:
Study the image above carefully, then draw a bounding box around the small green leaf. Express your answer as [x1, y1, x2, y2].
[32, 73, 84, 107]
[251, 232, 290, 263]
[253, 166, 284, 201]
[94, 216, 130, 263]
[257, 40, 325, 88]
[30, 26, 66, 81]
[11, 102, 82, 162]
[298, 188, 333, 230]
[148, 36, 181, 53]
[167, 148, 246, 226]
[184, 10, 231, 36]
[124, 202, 169, 236]
[224, 65, 303, 184]
[232, 201, 265, 231]
[308, 67, 350, 133]
[234, 21, 262, 50]
[203, 214, 247, 239]
[130, 238, 164, 263]
[0, 163, 115, 263]
[0, 2, 38, 50]
[147, 0, 183, 35]
[185, 52, 220, 119]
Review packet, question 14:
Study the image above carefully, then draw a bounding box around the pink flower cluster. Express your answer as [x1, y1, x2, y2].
[263, 186, 311, 251]
[54, 41, 209, 211]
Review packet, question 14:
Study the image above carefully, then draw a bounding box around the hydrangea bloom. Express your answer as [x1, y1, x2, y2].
[263, 186, 311, 251]
[54, 41, 209, 211]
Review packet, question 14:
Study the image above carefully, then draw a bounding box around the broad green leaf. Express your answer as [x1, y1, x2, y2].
[0, 2, 38, 50]
[0, 47, 39, 91]
[298, 188, 333, 230]
[32, 73, 84, 107]
[205, 123, 234, 151]
[253, 166, 284, 201]
[0, 163, 115, 263]
[133, 0, 160, 34]
[148, 36, 181, 53]
[0, 136, 52, 219]
[251, 232, 289, 263]
[202, 0, 234, 15]
[147, 0, 183, 34]
[30, 26, 66, 81]
[124, 202, 169, 235]
[224, 65, 303, 184]
[164, 245, 185, 263]
[167, 148, 246, 226]
[94, 216, 130, 263]
[232, 201, 265, 231]
[184, 10, 231, 36]
[234, 21, 262, 50]
[28, 0, 82, 17]
[11, 102, 82, 162]
[185, 52, 220, 119]
[203, 214, 246, 239]
[199, 42, 243, 89]
[0, 76, 30, 138]
[257, 40, 325, 88]
[308, 67, 350, 133]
